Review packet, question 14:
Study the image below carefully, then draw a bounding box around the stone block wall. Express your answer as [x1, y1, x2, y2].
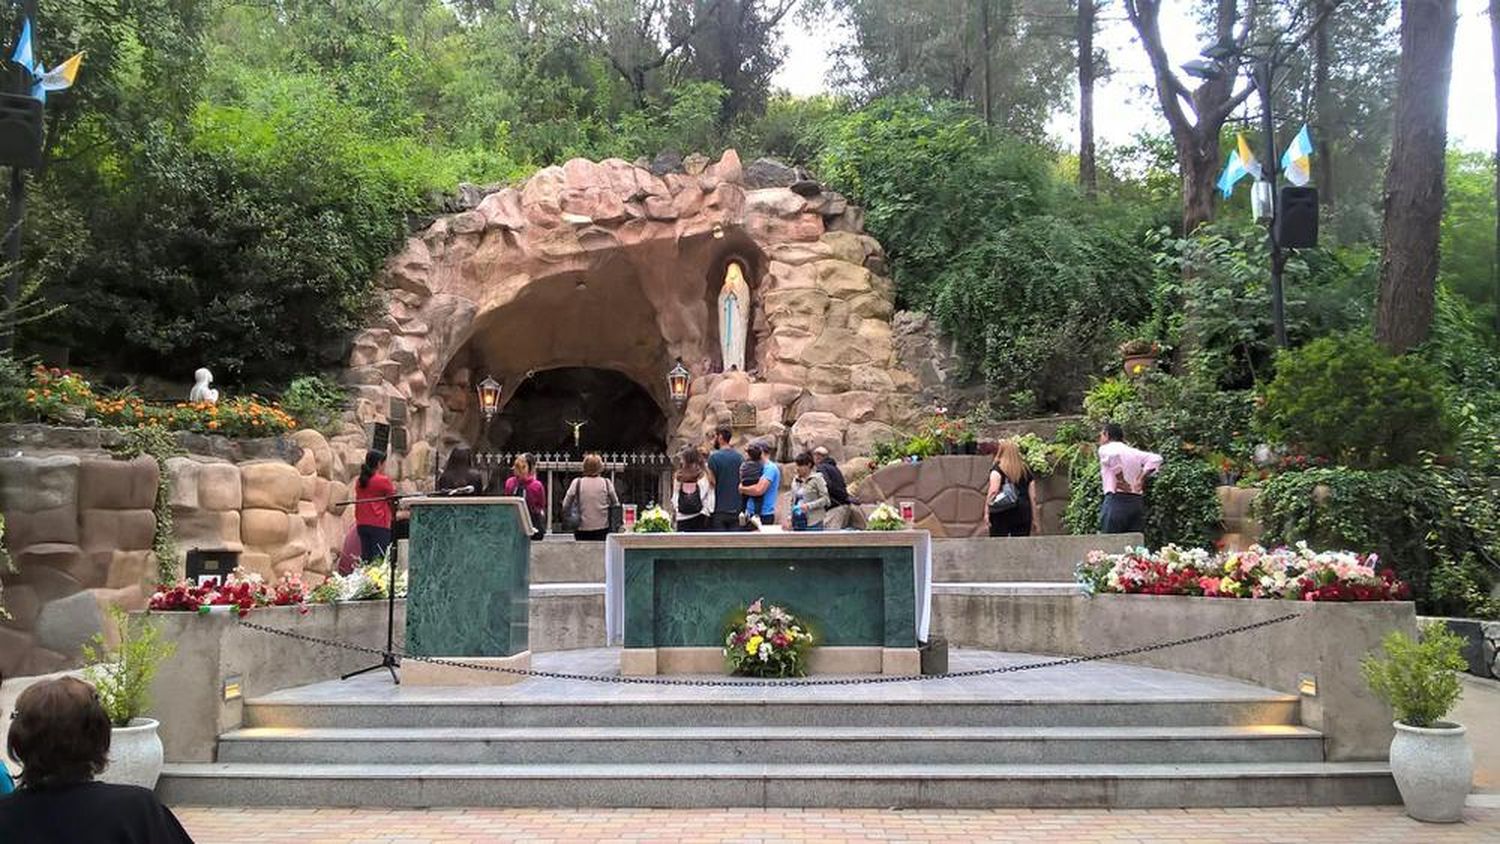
[1, 428, 357, 679]
[853, 456, 1072, 537]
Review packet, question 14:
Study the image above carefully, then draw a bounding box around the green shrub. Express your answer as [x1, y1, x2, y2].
[1257, 334, 1455, 468]
[82, 606, 177, 727]
[1256, 464, 1500, 617]
[1361, 628, 1467, 727]
[0, 354, 29, 422]
[280, 375, 348, 433]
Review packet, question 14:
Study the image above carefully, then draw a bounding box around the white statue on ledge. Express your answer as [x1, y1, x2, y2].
[717, 260, 750, 374]
[189, 367, 219, 404]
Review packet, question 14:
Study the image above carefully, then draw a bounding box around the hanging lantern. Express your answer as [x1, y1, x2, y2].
[476, 376, 502, 421]
[667, 358, 690, 407]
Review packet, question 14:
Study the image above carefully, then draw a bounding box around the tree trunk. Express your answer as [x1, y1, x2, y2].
[1182, 139, 1222, 235]
[1375, 0, 1458, 353]
[1492, 0, 1500, 335]
[1078, 0, 1097, 198]
[1313, 0, 1335, 211]
[980, 0, 994, 127]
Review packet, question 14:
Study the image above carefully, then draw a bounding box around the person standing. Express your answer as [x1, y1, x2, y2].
[812, 446, 853, 529]
[706, 426, 743, 531]
[789, 452, 830, 531]
[1097, 423, 1162, 534]
[739, 440, 781, 527]
[354, 450, 397, 563]
[670, 448, 714, 532]
[504, 454, 547, 540]
[985, 439, 1033, 537]
[561, 453, 620, 541]
[435, 445, 483, 495]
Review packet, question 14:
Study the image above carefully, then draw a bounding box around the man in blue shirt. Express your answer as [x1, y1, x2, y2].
[738, 439, 780, 526]
[706, 426, 743, 531]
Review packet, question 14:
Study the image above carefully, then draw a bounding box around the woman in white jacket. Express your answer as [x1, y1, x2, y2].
[671, 447, 715, 531]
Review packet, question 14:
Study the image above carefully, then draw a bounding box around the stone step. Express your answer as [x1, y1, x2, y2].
[157, 760, 1397, 808]
[216, 724, 1325, 766]
[244, 697, 1301, 730]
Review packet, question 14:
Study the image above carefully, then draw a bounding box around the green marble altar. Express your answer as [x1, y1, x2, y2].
[406, 497, 531, 658]
[615, 533, 923, 652]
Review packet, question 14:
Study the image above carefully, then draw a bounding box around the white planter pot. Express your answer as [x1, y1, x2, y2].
[1389, 721, 1473, 823]
[100, 718, 164, 790]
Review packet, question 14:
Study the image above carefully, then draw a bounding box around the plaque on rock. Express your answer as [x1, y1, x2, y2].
[730, 401, 757, 430]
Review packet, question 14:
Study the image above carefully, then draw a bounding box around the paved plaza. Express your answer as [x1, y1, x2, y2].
[175, 804, 1500, 843]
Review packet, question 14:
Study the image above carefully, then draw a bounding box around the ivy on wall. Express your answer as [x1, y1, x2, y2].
[109, 427, 186, 584]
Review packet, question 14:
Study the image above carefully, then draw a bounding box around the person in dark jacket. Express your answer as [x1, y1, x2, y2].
[436, 445, 484, 495]
[812, 446, 856, 529]
[1, 677, 195, 843]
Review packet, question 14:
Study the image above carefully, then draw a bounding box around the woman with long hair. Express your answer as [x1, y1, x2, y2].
[503, 454, 547, 540]
[354, 449, 397, 562]
[562, 453, 621, 541]
[985, 439, 1033, 537]
[436, 445, 483, 495]
[671, 447, 714, 532]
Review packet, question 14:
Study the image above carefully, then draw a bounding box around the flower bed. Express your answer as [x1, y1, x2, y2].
[309, 561, 407, 603]
[1076, 542, 1410, 602]
[149, 569, 308, 617]
[723, 598, 813, 677]
[26, 365, 298, 434]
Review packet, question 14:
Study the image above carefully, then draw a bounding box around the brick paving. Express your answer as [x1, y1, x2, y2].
[175, 805, 1500, 843]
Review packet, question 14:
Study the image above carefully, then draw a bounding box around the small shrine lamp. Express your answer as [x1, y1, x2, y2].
[667, 358, 690, 407]
[476, 376, 503, 421]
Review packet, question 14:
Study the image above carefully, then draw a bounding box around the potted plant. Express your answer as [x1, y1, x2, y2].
[82, 605, 176, 789]
[1118, 339, 1160, 377]
[1361, 627, 1471, 822]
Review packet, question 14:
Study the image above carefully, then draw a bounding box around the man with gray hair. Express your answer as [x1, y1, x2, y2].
[812, 446, 857, 529]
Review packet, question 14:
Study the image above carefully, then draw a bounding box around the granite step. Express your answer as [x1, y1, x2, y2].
[157, 760, 1397, 808]
[216, 724, 1326, 766]
[243, 696, 1303, 730]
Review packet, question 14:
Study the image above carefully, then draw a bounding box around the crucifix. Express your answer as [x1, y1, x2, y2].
[564, 418, 588, 450]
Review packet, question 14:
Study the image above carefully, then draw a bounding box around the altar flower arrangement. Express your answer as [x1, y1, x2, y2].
[1075, 542, 1409, 602]
[148, 569, 308, 616]
[865, 502, 907, 531]
[309, 559, 407, 603]
[723, 598, 813, 678]
[633, 505, 673, 533]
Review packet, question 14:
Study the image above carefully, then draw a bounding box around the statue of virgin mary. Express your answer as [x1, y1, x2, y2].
[717, 261, 750, 373]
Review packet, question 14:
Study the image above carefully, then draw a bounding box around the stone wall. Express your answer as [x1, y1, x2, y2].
[853, 457, 1072, 537]
[0, 427, 355, 679]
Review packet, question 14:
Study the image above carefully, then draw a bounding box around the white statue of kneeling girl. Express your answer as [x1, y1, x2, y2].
[189, 367, 219, 404]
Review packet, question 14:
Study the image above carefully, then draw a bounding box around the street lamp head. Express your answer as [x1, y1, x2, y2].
[476, 376, 502, 422]
[1200, 39, 1237, 61]
[1181, 58, 1225, 81]
[667, 358, 690, 407]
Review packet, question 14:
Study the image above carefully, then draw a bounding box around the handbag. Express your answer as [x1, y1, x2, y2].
[561, 480, 581, 532]
[988, 477, 1020, 514]
[605, 480, 624, 532]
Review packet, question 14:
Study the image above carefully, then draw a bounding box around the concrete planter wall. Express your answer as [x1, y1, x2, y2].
[931, 591, 1417, 761]
[145, 601, 402, 762]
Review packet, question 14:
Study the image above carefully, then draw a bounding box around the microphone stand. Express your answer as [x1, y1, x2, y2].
[335, 486, 475, 685]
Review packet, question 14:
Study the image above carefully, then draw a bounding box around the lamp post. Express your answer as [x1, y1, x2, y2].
[3, 0, 41, 351]
[1182, 42, 1289, 349]
[666, 358, 689, 408]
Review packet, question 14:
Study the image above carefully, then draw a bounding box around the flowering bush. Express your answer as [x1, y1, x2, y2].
[26, 366, 95, 422]
[148, 569, 308, 617]
[723, 598, 813, 678]
[865, 502, 907, 531]
[1076, 542, 1410, 602]
[633, 505, 673, 533]
[310, 560, 407, 602]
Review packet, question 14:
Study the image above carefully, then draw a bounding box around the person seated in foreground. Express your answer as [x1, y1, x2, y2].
[0, 677, 195, 843]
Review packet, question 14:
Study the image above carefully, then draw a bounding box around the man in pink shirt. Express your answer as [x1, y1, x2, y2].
[1097, 422, 1163, 534]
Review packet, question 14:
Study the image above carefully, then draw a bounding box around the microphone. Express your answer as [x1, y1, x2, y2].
[443, 485, 476, 496]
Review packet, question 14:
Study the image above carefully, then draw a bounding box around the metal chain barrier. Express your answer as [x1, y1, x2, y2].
[237, 611, 1300, 688]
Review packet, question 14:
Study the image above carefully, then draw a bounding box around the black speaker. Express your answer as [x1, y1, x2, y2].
[0, 94, 43, 169]
[1276, 186, 1318, 249]
[371, 422, 391, 454]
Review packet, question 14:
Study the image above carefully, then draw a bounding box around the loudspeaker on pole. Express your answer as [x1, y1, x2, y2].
[1276, 186, 1318, 249]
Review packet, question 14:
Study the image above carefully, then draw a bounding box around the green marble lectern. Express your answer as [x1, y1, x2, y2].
[404, 497, 532, 684]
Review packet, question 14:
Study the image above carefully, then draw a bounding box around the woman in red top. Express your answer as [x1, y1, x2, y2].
[354, 450, 397, 562]
[503, 454, 547, 540]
